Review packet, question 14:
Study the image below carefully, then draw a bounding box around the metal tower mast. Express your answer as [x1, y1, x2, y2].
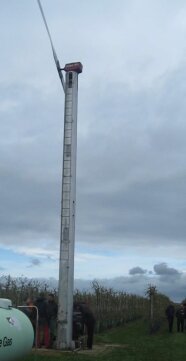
[57, 62, 82, 349]
[36, 0, 83, 349]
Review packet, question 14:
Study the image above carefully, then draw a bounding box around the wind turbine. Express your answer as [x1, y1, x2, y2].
[37, 0, 83, 349]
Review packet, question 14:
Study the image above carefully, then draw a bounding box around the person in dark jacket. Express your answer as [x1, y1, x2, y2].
[183, 303, 186, 330]
[46, 293, 58, 347]
[176, 304, 185, 332]
[35, 293, 50, 348]
[74, 302, 96, 350]
[165, 303, 175, 333]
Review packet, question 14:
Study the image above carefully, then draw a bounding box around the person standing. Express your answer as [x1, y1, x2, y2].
[165, 303, 175, 333]
[35, 293, 50, 348]
[183, 303, 186, 330]
[76, 302, 96, 350]
[176, 304, 185, 332]
[46, 293, 58, 347]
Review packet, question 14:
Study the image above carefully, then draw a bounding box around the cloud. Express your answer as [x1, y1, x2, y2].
[30, 258, 41, 267]
[76, 68, 186, 258]
[1, 3, 186, 255]
[129, 267, 147, 275]
[154, 263, 181, 277]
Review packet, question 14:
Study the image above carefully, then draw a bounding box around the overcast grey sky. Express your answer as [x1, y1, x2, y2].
[1, 0, 186, 301]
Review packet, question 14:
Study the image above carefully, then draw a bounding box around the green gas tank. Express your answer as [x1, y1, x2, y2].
[0, 298, 34, 361]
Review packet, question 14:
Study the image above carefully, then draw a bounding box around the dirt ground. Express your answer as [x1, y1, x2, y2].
[77, 343, 127, 355]
[33, 343, 127, 357]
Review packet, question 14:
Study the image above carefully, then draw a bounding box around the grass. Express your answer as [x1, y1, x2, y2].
[22, 319, 186, 361]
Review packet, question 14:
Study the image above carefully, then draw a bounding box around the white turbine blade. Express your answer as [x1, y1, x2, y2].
[37, 0, 65, 91]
